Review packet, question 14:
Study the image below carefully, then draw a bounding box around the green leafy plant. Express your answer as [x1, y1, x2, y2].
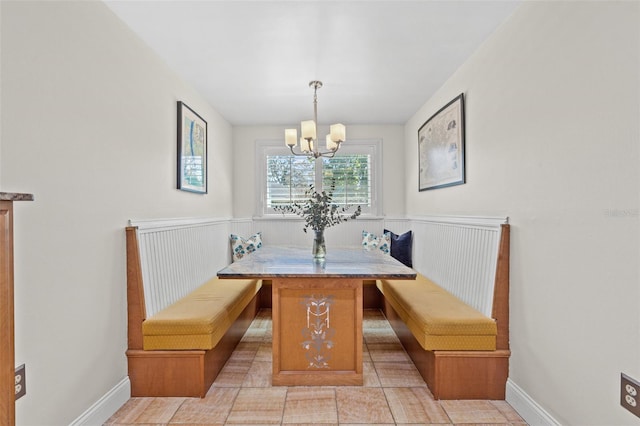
[274, 180, 362, 233]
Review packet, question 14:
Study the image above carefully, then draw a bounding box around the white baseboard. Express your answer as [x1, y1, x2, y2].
[506, 378, 561, 426]
[69, 377, 130, 426]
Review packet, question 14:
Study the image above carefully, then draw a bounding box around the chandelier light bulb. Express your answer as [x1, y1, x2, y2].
[301, 120, 316, 141]
[330, 123, 346, 143]
[285, 129, 298, 147]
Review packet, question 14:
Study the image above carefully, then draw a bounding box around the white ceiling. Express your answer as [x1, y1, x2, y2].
[104, 1, 521, 126]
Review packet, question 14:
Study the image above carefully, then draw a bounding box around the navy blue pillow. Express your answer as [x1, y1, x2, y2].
[384, 229, 413, 268]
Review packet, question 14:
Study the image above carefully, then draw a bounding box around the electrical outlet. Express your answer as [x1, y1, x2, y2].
[621, 373, 640, 418]
[15, 364, 26, 400]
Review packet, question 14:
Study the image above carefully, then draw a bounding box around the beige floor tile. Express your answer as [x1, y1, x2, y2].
[339, 424, 395, 426]
[105, 397, 155, 424]
[367, 342, 410, 362]
[225, 387, 287, 424]
[256, 308, 272, 319]
[364, 335, 400, 345]
[362, 317, 391, 327]
[254, 343, 273, 362]
[450, 423, 510, 426]
[441, 400, 508, 424]
[169, 388, 238, 424]
[220, 424, 278, 426]
[374, 361, 427, 387]
[282, 387, 338, 424]
[108, 423, 169, 426]
[363, 309, 387, 322]
[364, 328, 401, 344]
[211, 359, 252, 388]
[335, 387, 394, 424]
[383, 387, 449, 423]
[246, 315, 269, 328]
[246, 323, 269, 334]
[132, 397, 184, 423]
[245, 318, 269, 329]
[491, 400, 527, 424]
[282, 424, 337, 426]
[232, 341, 261, 361]
[362, 318, 392, 327]
[362, 347, 372, 362]
[363, 361, 382, 387]
[241, 360, 273, 387]
[240, 328, 267, 343]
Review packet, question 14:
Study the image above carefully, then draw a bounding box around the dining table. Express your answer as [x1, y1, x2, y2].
[217, 246, 416, 386]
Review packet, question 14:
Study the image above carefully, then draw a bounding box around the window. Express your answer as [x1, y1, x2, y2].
[321, 154, 371, 207]
[257, 139, 381, 216]
[266, 155, 315, 207]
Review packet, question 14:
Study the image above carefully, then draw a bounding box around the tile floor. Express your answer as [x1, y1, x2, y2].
[106, 309, 527, 425]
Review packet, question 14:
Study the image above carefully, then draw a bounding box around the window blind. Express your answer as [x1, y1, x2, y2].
[322, 154, 371, 207]
[259, 139, 380, 216]
[266, 155, 315, 207]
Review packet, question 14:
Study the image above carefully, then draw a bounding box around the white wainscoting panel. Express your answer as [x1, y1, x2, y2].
[409, 215, 508, 318]
[382, 217, 412, 235]
[251, 216, 387, 248]
[129, 217, 231, 318]
[229, 218, 254, 240]
[127, 215, 506, 319]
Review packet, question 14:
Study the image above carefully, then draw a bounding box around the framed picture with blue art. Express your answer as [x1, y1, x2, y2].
[418, 93, 465, 191]
[177, 101, 207, 194]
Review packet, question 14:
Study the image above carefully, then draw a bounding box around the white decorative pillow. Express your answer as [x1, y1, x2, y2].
[361, 231, 391, 255]
[230, 232, 262, 262]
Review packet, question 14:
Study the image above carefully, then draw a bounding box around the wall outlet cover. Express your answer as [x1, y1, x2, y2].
[621, 373, 640, 418]
[15, 364, 26, 400]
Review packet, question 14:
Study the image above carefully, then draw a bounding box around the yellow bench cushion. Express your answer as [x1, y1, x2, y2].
[142, 278, 261, 350]
[377, 274, 496, 351]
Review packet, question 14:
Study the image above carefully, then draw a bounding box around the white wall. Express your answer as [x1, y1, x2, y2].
[232, 125, 405, 218]
[0, 2, 233, 424]
[405, 2, 639, 424]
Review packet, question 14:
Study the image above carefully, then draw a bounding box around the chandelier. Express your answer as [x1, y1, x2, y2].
[285, 80, 345, 159]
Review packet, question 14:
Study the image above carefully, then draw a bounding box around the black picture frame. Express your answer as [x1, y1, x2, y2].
[418, 93, 465, 191]
[177, 101, 208, 194]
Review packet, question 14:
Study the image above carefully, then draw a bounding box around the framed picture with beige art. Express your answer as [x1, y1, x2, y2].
[418, 93, 465, 191]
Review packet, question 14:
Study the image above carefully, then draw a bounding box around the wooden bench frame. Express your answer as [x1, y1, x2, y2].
[381, 224, 510, 400]
[125, 227, 260, 397]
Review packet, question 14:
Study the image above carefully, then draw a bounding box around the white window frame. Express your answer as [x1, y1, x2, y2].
[255, 138, 383, 217]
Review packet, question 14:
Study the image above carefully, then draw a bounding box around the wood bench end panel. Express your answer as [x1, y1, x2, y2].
[127, 349, 206, 397]
[493, 224, 510, 351]
[126, 227, 145, 350]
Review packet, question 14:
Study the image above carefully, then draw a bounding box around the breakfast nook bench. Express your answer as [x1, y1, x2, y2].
[378, 219, 510, 400]
[125, 220, 262, 397]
